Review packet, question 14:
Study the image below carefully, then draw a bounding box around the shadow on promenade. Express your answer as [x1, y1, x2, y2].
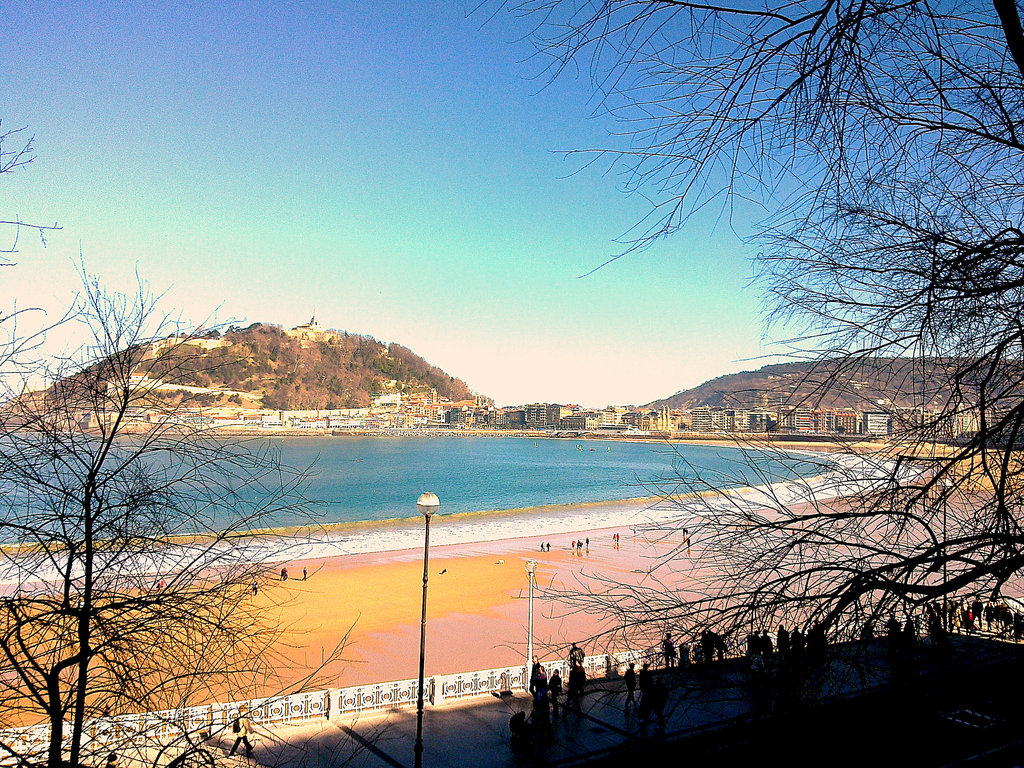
[224, 635, 1024, 768]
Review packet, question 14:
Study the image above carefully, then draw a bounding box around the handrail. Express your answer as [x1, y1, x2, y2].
[0, 650, 652, 759]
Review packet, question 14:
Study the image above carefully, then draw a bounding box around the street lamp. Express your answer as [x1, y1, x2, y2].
[942, 477, 953, 631]
[414, 492, 440, 768]
[525, 559, 537, 672]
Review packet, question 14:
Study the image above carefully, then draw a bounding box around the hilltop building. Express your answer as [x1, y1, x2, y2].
[286, 313, 339, 346]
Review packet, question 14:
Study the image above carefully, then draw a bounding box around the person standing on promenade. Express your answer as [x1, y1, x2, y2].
[567, 663, 586, 712]
[637, 662, 652, 721]
[529, 656, 542, 695]
[532, 684, 552, 739]
[650, 678, 668, 731]
[662, 633, 677, 668]
[624, 662, 637, 711]
[569, 643, 584, 668]
[777, 625, 790, 658]
[548, 668, 562, 720]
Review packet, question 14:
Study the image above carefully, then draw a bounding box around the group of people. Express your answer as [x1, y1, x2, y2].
[955, 597, 1024, 639]
[512, 644, 590, 747]
[623, 661, 668, 729]
[746, 625, 827, 670]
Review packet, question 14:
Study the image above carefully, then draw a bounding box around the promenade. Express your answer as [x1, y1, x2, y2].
[199, 634, 1024, 768]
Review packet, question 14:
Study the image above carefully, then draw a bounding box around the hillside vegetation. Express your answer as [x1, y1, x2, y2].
[648, 358, 961, 412]
[146, 324, 473, 409]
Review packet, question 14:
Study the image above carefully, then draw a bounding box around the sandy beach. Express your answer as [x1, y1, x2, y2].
[251, 523, 671, 695]
[244, 448, 857, 698]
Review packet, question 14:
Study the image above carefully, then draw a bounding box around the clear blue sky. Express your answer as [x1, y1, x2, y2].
[2, 1, 770, 407]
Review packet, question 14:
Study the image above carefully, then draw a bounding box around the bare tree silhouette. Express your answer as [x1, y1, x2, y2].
[0, 277, 340, 767]
[507, 0, 1024, 661]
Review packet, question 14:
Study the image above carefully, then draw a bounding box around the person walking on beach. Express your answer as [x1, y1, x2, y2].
[302, 567, 307, 580]
[624, 662, 637, 711]
[280, 567, 288, 581]
[229, 706, 254, 757]
[252, 580, 258, 596]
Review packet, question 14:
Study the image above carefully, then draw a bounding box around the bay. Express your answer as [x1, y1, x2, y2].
[262, 435, 823, 527]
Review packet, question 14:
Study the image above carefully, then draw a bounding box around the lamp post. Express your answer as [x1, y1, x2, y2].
[525, 559, 537, 672]
[942, 478, 952, 631]
[414, 492, 439, 768]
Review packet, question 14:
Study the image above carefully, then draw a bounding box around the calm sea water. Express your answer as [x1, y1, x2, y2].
[260, 436, 820, 527]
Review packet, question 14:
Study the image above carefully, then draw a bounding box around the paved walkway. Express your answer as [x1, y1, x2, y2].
[195, 634, 1024, 768]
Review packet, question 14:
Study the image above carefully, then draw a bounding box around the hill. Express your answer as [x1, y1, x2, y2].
[647, 358, 959, 412]
[144, 323, 474, 410]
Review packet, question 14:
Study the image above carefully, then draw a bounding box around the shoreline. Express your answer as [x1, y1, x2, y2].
[251, 451, 898, 694]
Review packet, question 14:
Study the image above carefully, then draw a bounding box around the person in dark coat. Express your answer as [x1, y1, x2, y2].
[569, 643, 584, 667]
[567, 663, 587, 711]
[531, 685, 552, 738]
[548, 668, 563, 719]
[529, 656, 541, 695]
[637, 662, 653, 720]
[623, 662, 637, 711]
[776, 625, 790, 658]
[662, 632, 677, 668]
[650, 678, 669, 731]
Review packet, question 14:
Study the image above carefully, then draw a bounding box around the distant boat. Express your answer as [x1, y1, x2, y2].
[589, 448, 596, 451]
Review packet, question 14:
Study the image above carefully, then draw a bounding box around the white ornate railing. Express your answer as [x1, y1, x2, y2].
[0, 649, 654, 760]
[335, 677, 424, 714]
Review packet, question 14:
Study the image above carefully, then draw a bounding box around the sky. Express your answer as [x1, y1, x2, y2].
[1, 1, 772, 407]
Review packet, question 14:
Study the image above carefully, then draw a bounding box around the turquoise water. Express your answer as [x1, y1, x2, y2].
[260, 436, 819, 527]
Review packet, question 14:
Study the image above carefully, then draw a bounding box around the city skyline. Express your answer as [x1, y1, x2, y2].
[2, 1, 771, 406]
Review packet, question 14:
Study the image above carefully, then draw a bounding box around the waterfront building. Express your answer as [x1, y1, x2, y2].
[525, 403, 562, 429]
[505, 409, 526, 428]
[775, 408, 797, 431]
[599, 406, 627, 426]
[793, 408, 814, 432]
[836, 410, 860, 434]
[711, 409, 734, 432]
[560, 413, 600, 430]
[691, 406, 713, 432]
[863, 411, 892, 436]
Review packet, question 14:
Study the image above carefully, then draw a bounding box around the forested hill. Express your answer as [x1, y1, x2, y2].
[647, 358, 958, 412]
[146, 323, 474, 410]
